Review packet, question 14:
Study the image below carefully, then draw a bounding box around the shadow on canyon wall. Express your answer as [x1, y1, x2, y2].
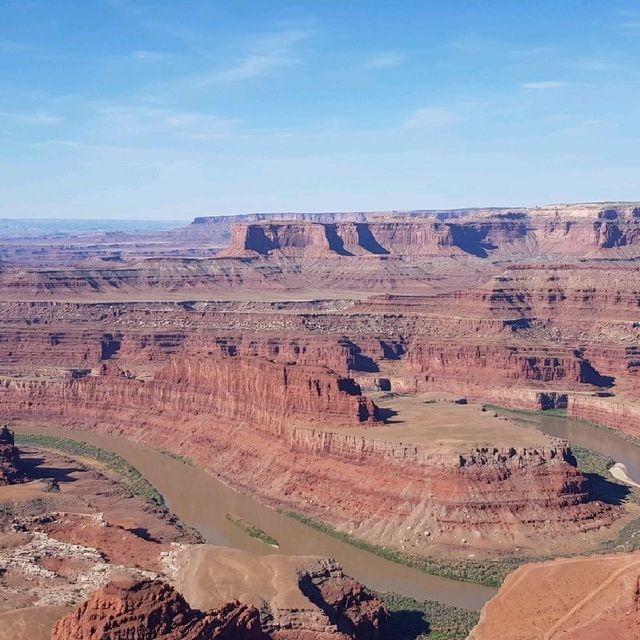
[586, 472, 630, 506]
[449, 225, 499, 258]
[19, 454, 82, 486]
[356, 223, 390, 255]
[325, 224, 355, 256]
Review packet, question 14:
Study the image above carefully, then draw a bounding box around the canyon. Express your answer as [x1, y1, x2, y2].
[1, 201, 640, 638]
[0, 433, 389, 640]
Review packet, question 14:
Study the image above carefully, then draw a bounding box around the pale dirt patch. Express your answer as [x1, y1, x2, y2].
[610, 462, 640, 489]
[333, 393, 553, 453]
[0, 606, 70, 640]
[164, 544, 326, 612]
[469, 551, 640, 640]
[0, 480, 49, 505]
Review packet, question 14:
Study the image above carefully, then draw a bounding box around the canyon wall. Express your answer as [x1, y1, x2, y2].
[2, 203, 640, 298]
[220, 210, 640, 260]
[1, 202, 639, 555]
[568, 395, 640, 439]
[51, 562, 390, 640]
[0, 357, 618, 550]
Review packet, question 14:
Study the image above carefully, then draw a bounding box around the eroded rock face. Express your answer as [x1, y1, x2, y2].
[0, 424, 25, 485]
[298, 559, 388, 640]
[219, 209, 640, 260]
[51, 570, 389, 640]
[50, 578, 263, 640]
[0, 202, 638, 556]
[0, 366, 616, 550]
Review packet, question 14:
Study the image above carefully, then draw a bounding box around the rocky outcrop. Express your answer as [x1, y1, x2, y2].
[50, 578, 263, 640]
[405, 343, 605, 390]
[297, 559, 388, 640]
[219, 208, 640, 260]
[2, 203, 640, 298]
[0, 424, 25, 485]
[163, 546, 389, 640]
[1, 202, 639, 555]
[220, 220, 529, 259]
[0, 355, 379, 437]
[153, 357, 380, 426]
[50, 564, 390, 640]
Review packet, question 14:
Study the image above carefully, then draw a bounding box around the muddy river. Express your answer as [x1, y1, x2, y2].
[14, 412, 638, 610]
[497, 409, 640, 484]
[13, 425, 495, 610]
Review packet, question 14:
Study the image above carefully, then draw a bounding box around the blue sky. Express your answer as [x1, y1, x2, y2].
[1, 1, 639, 220]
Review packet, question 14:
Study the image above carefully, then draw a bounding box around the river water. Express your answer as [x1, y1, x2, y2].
[13, 425, 495, 610]
[494, 409, 640, 483]
[15, 413, 638, 610]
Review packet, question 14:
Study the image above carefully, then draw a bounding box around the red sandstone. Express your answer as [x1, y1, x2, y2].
[1, 203, 640, 634]
[50, 578, 264, 640]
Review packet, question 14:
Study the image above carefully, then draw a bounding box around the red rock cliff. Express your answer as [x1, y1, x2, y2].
[50, 578, 263, 640]
[0, 359, 617, 550]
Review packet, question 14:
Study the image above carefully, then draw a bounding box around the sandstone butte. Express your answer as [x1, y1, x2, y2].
[1, 202, 640, 636]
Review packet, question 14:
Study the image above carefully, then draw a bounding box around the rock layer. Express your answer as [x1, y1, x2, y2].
[0, 203, 638, 557]
[0, 362, 617, 551]
[51, 565, 390, 640]
[50, 579, 263, 640]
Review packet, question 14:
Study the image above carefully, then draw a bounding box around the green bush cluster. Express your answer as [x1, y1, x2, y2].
[16, 433, 165, 505]
[225, 513, 279, 547]
[377, 591, 480, 640]
[157, 448, 194, 466]
[283, 511, 521, 587]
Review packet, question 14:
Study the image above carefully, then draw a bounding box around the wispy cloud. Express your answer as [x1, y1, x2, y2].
[403, 107, 456, 129]
[0, 110, 62, 125]
[93, 105, 239, 141]
[521, 80, 567, 90]
[208, 54, 294, 83]
[617, 20, 640, 29]
[128, 50, 173, 62]
[362, 52, 405, 69]
[135, 26, 314, 101]
[186, 28, 313, 87]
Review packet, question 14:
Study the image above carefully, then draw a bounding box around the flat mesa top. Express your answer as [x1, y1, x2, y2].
[334, 393, 554, 453]
[168, 545, 325, 611]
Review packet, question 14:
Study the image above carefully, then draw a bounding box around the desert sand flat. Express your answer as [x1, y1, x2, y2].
[0, 606, 70, 640]
[331, 393, 552, 453]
